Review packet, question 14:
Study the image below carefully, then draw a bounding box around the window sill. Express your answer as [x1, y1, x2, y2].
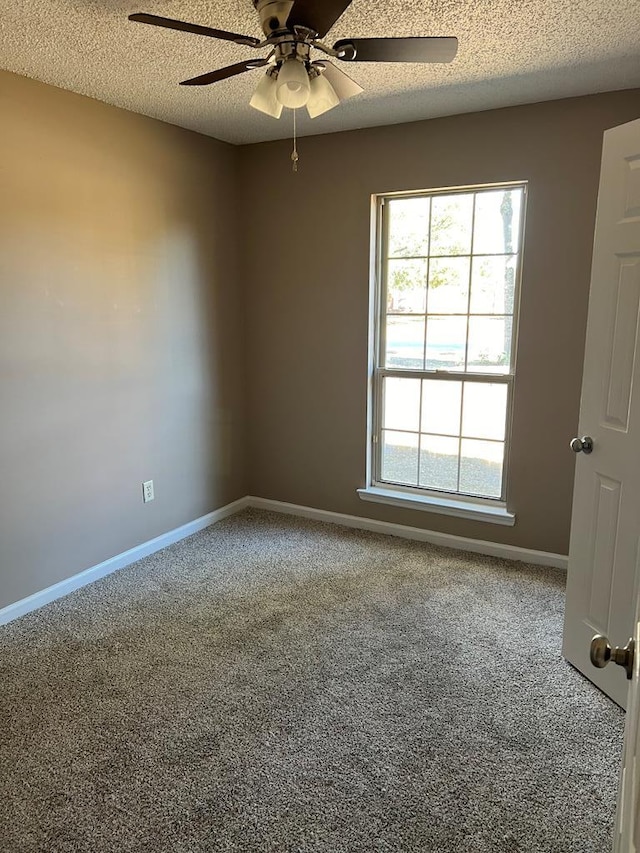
[357, 487, 516, 526]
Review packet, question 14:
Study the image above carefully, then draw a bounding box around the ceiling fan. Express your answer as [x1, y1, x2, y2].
[129, 0, 458, 119]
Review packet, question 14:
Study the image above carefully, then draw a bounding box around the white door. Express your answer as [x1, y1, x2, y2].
[562, 117, 640, 710]
[614, 610, 640, 852]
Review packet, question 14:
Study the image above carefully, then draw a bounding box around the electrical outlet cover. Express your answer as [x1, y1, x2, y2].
[142, 480, 154, 503]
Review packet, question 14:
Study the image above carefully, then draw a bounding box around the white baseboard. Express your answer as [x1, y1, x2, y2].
[0, 492, 567, 627]
[0, 496, 250, 627]
[246, 496, 569, 571]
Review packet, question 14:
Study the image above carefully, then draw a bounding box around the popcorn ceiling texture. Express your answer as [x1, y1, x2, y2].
[0, 510, 624, 851]
[1, 0, 639, 144]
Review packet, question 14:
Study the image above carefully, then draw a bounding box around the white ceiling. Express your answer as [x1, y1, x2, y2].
[2, 0, 639, 145]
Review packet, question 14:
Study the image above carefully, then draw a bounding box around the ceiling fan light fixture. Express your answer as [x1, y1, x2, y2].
[306, 73, 340, 118]
[275, 57, 311, 109]
[249, 72, 283, 118]
[129, 7, 460, 138]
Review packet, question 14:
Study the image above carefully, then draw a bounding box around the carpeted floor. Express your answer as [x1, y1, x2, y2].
[0, 510, 624, 852]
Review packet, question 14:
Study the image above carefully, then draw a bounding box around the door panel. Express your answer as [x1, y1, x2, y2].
[605, 259, 640, 429]
[563, 117, 640, 710]
[588, 476, 620, 632]
[623, 155, 640, 218]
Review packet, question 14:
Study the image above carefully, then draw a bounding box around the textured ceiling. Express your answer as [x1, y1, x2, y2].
[2, 0, 639, 145]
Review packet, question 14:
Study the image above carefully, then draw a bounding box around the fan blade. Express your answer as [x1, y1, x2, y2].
[333, 37, 458, 63]
[286, 0, 353, 38]
[180, 59, 269, 86]
[318, 61, 363, 100]
[128, 13, 260, 47]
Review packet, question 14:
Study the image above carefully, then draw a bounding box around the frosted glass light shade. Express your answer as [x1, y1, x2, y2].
[276, 58, 310, 109]
[250, 73, 283, 118]
[306, 73, 340, 118]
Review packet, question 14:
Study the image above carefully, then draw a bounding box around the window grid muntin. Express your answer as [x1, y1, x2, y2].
[373, 182, 525, 503]
[375, 380, 513, 502]
[380, 428, 505, 445]
[388, 252, 520, 260]
[378, 374, 511, 498]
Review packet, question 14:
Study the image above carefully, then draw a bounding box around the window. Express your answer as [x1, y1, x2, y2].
[363, 183, 526, 522]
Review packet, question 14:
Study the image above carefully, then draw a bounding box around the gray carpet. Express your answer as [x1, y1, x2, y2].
[0, 509, 624, 852]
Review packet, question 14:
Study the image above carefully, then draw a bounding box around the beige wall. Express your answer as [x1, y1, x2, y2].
[0, 71, 244, 609]
[2, 74, 639, 613]
[239, 90, 640, 555]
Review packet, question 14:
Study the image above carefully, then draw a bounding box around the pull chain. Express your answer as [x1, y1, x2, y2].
[291, 109, 299, 172]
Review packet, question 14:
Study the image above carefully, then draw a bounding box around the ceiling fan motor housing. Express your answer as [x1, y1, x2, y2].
[254, 0, 299, 36]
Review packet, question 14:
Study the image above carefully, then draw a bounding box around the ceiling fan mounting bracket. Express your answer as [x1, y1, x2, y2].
[311, 39, 346, 58]
[334, 41, 355, 60]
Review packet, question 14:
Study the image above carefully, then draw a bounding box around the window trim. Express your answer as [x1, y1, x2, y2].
[362, 181, 527, 523]
[357, 486, 516, 526]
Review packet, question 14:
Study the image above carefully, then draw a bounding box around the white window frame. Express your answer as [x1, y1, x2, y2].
[358, 181, 528, 526]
